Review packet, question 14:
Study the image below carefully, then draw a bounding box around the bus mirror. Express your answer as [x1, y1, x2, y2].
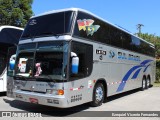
[8, 54, 16, 76]
[72, 56, 79, 74]
[9, 55, 16, 70]
[71, 52, 79, 74]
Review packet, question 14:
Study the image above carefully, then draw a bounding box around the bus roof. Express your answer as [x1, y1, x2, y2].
[32, 8, 155, 48]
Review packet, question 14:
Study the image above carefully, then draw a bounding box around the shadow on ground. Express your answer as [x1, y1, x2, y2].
[3, 88, 143, 117]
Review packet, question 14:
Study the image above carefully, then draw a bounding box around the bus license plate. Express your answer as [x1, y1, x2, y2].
[29, 98, 38, 104]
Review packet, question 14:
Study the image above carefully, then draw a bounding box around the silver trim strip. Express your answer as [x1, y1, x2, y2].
[0, 25, 23, 32]
[19, 35, 72, 44]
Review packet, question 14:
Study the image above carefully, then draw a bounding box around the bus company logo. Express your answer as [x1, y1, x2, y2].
[29, 19, 37, 25]
[77, 19, 100, 36]
[109, 50, 115, 58]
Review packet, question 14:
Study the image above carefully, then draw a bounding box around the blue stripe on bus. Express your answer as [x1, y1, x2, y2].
[131, 68, 142, 79]
[143, 64, 150, 72]
[116, 59, 153, 92]
[140, 59, 153, 65]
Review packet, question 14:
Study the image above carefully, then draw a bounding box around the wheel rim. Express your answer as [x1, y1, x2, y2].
[147, 79, 150, 87]
[95, 87, 103, 102]
[142, 80, 146, 89]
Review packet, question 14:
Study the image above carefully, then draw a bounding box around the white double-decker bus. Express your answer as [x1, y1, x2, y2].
[12, 8, 155, 108]
[0, 26, 23, 93]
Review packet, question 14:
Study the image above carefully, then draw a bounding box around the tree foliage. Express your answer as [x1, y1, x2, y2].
[138, 33, 160, 58]
[138, 33, 160, 82]
[0, 0, 33, 27]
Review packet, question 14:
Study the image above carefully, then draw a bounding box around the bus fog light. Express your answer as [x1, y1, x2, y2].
[57, 89, 64, 95]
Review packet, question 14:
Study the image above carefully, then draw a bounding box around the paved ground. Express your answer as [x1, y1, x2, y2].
[0, 87, 159, 120]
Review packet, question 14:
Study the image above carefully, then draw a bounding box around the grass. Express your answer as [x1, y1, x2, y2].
[153, 82, 160, 87]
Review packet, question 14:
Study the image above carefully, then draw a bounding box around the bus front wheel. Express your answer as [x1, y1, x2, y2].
[90, 83, 104, 107]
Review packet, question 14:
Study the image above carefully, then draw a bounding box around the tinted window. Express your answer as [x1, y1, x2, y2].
[21, 11, 74, 39]
[35, 52, 63, 76]
[0, 28, 22, 44]
[73, 11, 155, 57]
[18, 43, 36, 51]
[131, 36, 141, 52]
[15, 52, 34, 77]
[70, 42, 93, 80]
[74, 11, 111, 44]
[122, 33, 132, 50]
[110, 28, 122, 48]
[74, 11, 131, 49]
[0, 43, 13, 75]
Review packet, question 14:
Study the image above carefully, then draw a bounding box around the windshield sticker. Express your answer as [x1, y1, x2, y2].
[29, 19, 37, 25]
[77, 19, 100, 36]
[18, 58, 27, 73]
[35, 63, 42, 77]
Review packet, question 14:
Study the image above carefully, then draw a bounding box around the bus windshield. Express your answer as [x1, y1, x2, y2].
[21, 11, 74, 39]
[0, 43, 14, 75]
[15, 41, 69, 81]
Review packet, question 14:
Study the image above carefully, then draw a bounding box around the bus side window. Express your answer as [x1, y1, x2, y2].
[70, 42, 93, 80]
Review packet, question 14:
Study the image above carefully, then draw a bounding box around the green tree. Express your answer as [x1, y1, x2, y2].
[138, 33, 160, 82]
[138, 33, 160, 58]
[0, 0, 33, 27]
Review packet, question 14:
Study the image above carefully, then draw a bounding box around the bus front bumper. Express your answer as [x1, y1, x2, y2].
[13, 90, 69, 108]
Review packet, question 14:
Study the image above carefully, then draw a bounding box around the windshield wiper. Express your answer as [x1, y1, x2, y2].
[35, 75, 56, 83]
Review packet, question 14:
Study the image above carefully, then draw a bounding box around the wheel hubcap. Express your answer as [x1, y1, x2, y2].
[147, 79, 150, 87]
[143, 80, 145, 88]
[95, 87, 103, 102]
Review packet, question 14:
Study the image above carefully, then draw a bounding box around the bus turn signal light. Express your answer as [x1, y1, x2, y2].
[57, 89, 64, 95]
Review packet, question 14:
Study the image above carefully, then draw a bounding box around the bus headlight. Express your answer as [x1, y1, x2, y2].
[46, 89, 54, 94]
[46, 89, 64, 95]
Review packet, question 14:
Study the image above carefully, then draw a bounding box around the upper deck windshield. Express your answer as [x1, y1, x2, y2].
[21, 11, 74, 39]
[15, 41, 69, 81]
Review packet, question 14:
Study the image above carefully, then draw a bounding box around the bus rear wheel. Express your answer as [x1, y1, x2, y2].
[146, 77, 150, 89]
[141, 78, 146, 91]
[90, 83, 104, 107]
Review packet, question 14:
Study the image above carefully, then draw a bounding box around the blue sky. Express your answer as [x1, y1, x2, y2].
[32, 0, 160, 36]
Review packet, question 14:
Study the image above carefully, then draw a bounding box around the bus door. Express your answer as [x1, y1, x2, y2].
[69, 42, 93, 103]
[7, 46, 17, 98]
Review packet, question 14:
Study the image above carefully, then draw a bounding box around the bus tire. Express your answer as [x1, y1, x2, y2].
[146, 77, 150, 89]
[141, 78, 146, 91]
[90, 83, 104, 107]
